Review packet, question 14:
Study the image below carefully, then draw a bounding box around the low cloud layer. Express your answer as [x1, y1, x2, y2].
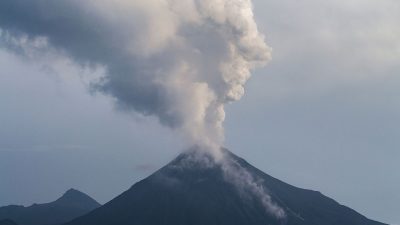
[0, 0, 270, 157]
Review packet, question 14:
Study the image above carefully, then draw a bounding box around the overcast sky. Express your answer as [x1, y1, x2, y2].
[0, 0, 399, 224]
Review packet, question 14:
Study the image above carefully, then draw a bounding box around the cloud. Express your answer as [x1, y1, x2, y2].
[0, 0, 270, 157]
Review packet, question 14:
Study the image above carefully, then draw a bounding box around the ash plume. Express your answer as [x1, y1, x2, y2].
[0, 0, 270, 156]
[0, 0, 282, 218]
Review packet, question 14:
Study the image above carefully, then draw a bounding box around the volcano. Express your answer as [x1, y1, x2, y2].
[65, 149, 386, 225]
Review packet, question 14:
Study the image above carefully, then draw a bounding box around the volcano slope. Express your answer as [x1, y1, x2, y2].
[65, 149, 386, 225]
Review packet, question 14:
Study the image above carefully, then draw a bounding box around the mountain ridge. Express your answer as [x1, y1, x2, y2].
[0, 219, 18, 225]
[0, 189, 100, 225]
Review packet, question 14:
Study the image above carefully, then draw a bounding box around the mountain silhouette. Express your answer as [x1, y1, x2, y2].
[0, 219, 18, 225]
[64, 149, 386, 225]
[0, 189, 100, 225]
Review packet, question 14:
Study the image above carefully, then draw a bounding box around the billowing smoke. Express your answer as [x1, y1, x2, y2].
[0, 0, 282, 218]
[0, 0, 270, 157]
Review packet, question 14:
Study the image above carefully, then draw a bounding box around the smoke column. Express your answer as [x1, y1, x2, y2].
[0, 0, 270, 158]
[0, 0, 283, 218]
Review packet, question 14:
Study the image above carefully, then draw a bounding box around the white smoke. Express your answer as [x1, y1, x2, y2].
[156, 0, 271, 157]
[0, 0, 270, 158]
[100, 0, 272, 158]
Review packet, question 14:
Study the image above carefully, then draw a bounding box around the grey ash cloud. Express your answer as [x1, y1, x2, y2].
[0, 0, 270, 156]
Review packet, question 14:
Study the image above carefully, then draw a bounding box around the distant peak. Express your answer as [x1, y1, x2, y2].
[60, 188, 86, 199]
[64, 188, 81, 195]
[55, 189, 101, 208]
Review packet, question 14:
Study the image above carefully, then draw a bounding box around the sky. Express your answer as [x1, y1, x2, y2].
[0, 0, 399, 224]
